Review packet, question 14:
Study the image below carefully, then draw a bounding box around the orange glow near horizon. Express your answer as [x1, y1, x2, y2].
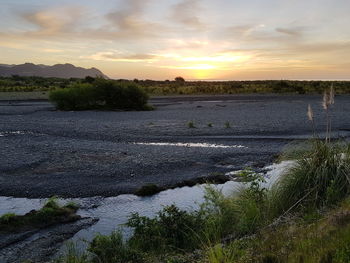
[1, 0, 350, 80]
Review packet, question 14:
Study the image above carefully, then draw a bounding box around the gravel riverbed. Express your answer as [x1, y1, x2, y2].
[1, 94, 350, 198]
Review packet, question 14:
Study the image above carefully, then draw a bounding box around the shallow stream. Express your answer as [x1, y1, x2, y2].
[0, 161, 294, 253]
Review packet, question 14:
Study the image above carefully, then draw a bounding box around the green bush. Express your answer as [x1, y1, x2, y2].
[49, 79, 150, 111]
[127, 205, 206, 252]
[49, 83, 95, 110]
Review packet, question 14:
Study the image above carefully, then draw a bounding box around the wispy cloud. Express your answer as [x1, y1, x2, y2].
[20, 6, 86, 37]
[84, 51, 159, 62]
[275, 27, 304, 37]
[169, 0, 207, 30]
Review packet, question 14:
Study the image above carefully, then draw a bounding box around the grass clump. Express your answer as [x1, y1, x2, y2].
[49, 79, 150, 111]
[224, 121, 231, 128]
[58, 242, 90, 263]
[187, 121, 196, 128]
[0, 197, 80, 233]
[88, 231, 144, 263]
[270, 141, 350, 217]
[0, 213, 16, 223]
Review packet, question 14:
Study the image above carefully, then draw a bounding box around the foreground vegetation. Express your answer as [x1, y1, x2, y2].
[1, 76, 350, 96]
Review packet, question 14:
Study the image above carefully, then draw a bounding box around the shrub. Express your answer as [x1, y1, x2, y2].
[49, 83, 95, 110]
[126, 205, 206, 252]
[49, 79, 150, 111]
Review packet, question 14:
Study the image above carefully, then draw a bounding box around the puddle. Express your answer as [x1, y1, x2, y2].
[0, 161, 294, 253]
[0, 131, 26, 137]
[133, 142, 247, 149]
[0, 131, 42, 137]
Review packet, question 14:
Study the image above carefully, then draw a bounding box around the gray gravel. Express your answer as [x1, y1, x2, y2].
[0, 217, 98, 263]
[1, 94, 350, 198]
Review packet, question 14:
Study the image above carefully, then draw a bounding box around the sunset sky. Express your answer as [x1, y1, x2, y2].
[1, 0, 350, 80]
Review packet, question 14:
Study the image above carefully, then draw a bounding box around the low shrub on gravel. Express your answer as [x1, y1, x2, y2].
[49, 79, 151, 111]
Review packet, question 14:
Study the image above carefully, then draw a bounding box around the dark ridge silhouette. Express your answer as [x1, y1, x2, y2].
[0, 63, 108, 79]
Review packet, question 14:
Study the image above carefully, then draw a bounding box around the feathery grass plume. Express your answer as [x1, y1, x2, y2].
[329, 84, 335, 105]
[307, 104, 313, 121]
[307, 104, 317, 137]
[323, 85, 335, 142]
[323, 90, 330, 110]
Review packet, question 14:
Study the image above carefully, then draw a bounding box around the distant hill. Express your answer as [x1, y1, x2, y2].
[0, 63, 108, 79]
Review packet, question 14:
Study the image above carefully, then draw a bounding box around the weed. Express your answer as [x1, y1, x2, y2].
[224, 121, 231, 128]
[208, 123, 213, 128]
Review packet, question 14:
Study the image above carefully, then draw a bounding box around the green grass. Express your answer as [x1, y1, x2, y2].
[205, 199, 350, 263]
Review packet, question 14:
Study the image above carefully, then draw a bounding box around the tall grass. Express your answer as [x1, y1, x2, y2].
[270, 141, 350, 217]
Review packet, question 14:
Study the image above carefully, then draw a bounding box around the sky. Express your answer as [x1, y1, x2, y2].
[0, 0, 350, 80]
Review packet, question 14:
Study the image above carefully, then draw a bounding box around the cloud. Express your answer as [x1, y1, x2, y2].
[2, 1, 167, 41]
[85, 51, 159, 62]
[20, 6, 85, 36]
[225, 24, 265, 38]
[275, 27, 303, 37]
[168, 39, 209, 49]
[170, 0, 206, 30]
[42, 48, 64, 53]
[103, 0, 163, 38]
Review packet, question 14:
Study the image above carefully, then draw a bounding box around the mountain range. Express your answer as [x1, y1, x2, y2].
[0, 63, 108, 79]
